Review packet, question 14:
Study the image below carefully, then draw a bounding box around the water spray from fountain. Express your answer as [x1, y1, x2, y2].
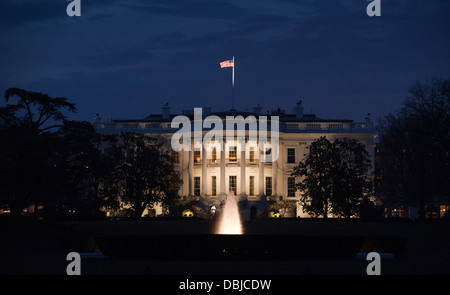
[216, 191, 243, 235]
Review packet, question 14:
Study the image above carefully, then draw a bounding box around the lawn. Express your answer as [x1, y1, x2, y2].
[1, 216, 450, 274]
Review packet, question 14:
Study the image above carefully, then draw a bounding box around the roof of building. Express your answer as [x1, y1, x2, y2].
[113, 107, 353, 123]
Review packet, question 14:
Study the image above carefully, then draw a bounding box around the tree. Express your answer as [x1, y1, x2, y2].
[102, 133, 182, 219]
[0, 88, 76, 134]
[330, 138, 373, 218]
[264, 195, 297, 218]
[292, 137, 334, 218]
[46, 120, 107, 219]
[0, 88, 77, 216]
[0, 125, 54, 215]
[292, 136, 373, 218]
[0, 88, 105, 219]
[377, 77, 450, 219]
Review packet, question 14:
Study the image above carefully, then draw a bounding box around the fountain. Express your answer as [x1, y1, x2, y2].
[92, 192, 369, 261]
[216, 191, 243, 235]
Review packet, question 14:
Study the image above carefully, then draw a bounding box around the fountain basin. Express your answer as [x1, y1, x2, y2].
[94, 234, 365, 260]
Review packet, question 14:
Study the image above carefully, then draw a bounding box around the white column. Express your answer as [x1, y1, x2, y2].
[272, 146, 278, 197]
[201, 143, 207, 198]
[219, 140, 226, 200]
[240, 141, 246, 199]
[259, 147, 264, 196]
[188, 144, 193, 196]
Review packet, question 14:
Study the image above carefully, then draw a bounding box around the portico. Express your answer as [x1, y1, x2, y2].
[185, 139, 275, 202]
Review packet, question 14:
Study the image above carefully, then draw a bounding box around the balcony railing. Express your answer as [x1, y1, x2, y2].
[93, 122, 173, 130]
[95, 121, 374, 130]
[226, 159, 240, 166]
[282, 121, 375, 131]
[205, 159, 262, 166]
[207, 159, 221, 166]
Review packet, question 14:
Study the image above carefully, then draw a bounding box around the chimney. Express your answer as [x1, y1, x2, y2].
[254, 104, 262, 116]
[162, 102, 170, 120]
[295, 100, 303, 119]
[93, 113, 101, 123]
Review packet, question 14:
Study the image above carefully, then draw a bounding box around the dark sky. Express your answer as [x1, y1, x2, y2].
[1, 0, 449, 123]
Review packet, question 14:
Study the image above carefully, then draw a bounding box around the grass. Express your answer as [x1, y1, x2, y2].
[62, 218, 449, 257]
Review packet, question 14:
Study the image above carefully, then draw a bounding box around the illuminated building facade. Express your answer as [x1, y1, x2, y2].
[95, 101, 378, 219]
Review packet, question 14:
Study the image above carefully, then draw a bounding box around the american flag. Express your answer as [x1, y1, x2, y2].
[220, 59, 234, 68]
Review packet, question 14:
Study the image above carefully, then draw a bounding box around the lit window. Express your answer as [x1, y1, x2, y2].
[194, 150, 201, 164]
[229, 146, 237, 162]
[249, 149, 255, 162]
[440, 205, 450, 218]
[425, 205, 437, 218]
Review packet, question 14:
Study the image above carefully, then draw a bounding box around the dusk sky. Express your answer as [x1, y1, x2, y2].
[1, 0, 449, 123]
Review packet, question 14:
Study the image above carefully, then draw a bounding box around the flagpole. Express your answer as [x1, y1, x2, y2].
[232, 56, 235, 110]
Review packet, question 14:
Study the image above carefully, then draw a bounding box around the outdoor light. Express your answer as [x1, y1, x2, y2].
[268, 211, 280, 218]
[182, 209, 194, 217]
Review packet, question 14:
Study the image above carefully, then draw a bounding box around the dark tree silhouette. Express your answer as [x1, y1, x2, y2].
[377, 77, 450, 219]
[102, 133, 182, 219]
[0, 88, 101, 218]
[47, 120, 106, 219]
[0, 88, 76, 134]
[292, 137, 334, 218]
[330, 138, 373, 218]
[292, 136, 373, 218]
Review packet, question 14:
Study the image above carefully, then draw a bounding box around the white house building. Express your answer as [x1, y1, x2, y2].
[94, 101, 377, 219]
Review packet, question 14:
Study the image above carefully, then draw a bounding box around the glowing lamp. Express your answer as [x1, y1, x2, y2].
[182, 209, 194, 217]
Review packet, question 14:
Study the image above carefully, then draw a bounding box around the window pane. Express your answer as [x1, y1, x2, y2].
[440, 205, 450, 218]
[249, 176, 255, 196]
[265, 148, 272, 162]
[249, 150, 255, 162]
[211, 148, 217, 162]
[265, 177, 272, 196]
[287, 148, 295, 163]
[211, 176, 216, 196]
[288, 177, 295, 197]
[194, 177, 201, 196]
[229, 175, 237, 194]
[194, 150, 201, 163]
[229, 146, 237, 162]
